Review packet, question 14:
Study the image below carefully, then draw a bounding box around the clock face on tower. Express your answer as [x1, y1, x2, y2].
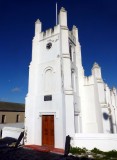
[46, 42, 52, 49]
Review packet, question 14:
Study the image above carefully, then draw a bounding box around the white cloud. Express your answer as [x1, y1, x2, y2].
[0, 98, 8, 101]
[11, 87, 21, 92]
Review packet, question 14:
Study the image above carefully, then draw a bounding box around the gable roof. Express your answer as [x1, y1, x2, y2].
[0, 101, 25, 112]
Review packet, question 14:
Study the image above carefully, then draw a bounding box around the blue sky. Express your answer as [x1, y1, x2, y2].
[0, 0, 117, 103]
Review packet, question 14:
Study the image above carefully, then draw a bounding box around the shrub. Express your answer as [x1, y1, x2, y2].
[105, 150, 117, 158]
[91, 148, 104, 154]
[70, 146, 87, 154]
[70, 147, 117, 159]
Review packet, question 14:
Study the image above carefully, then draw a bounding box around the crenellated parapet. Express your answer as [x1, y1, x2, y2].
[35, 24, 60, 41]
[111, 87, 117, 95]
[84, 75, 95, 85]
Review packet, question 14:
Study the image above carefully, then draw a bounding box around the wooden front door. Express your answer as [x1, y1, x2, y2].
[42, 115, 54, 147]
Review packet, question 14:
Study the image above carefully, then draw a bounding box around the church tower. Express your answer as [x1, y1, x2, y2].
[25, 6, 117, 151]
[25, 7, 82, 149]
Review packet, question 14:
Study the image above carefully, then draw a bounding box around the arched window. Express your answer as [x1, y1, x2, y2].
[44, 69, 53, 93]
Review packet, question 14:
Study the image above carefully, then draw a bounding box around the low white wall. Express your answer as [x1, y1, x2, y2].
[0, 122, 24, 135]
[2, 127, 24, 144]
[72, 133, 117, 151]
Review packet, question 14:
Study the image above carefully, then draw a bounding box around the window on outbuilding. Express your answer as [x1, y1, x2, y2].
[1, 115, 6, 123]
[16, 114, 20, 123]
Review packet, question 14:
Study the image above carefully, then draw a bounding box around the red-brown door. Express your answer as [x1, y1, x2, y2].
[42, 115, 54, 147]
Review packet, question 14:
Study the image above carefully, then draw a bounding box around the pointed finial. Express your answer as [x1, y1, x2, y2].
[93, 62, 100, 68]
[58, 7, 67, 26]
[35, 19, 42, 36]
[60, 7, 66, 12]
[73, 25, 77, 30]
[35, 19, 41, 24]
[72, 25, 79, 42]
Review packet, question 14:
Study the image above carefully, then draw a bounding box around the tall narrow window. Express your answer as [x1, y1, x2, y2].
[109, 115, 114, 133]
[69, 45, 72, 61]
[16, 114, 20, 123]
[1, 115, 6, 123]
[44, 69, 53, 93]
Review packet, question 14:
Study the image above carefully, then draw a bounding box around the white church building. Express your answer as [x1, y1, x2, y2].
[25, 7, 117, 151]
